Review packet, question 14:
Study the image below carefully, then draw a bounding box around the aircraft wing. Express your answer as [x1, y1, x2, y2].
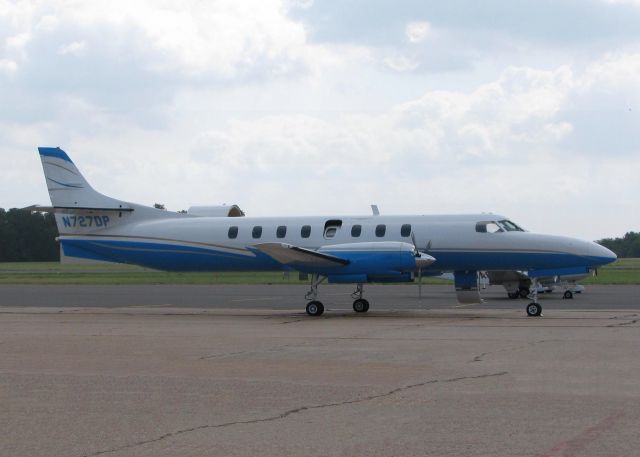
[254, 243, 350, 268]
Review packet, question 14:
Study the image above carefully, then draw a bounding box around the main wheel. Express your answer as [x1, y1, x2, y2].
[353, 298, 370, 313]
[519, 287, 530, 299]
[508, 291, 520, 299]
[563, 290, 573, 300]
[526, 302, 542, 317]
[306, 301, 324, 316]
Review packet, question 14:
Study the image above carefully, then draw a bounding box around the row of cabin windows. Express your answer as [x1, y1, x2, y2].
[227, 223, 413, 239]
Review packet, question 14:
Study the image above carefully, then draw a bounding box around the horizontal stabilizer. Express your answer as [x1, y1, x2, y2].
[23, 205, 134, 213]
[254, 243, 350, 268]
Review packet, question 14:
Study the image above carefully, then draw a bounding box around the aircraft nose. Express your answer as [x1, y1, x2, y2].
[416, 253, 436, 269]
[588, 242, 617, 266]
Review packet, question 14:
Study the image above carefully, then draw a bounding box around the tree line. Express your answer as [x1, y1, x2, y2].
[597, 232, 640, 258]
[0, 208, 59, 261]
[0, 207, 637, 261]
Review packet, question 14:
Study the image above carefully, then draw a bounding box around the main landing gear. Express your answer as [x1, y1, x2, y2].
[303, 277, 371, 316]
[351, 283, 369, 313]
[305, 274, 327, 316]
[525, 280, 542, 317]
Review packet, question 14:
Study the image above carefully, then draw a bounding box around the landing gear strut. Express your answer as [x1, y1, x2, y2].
[526, 279, 542, 317]
[351, 283, 370, 313]
[305, 274, 326, 316]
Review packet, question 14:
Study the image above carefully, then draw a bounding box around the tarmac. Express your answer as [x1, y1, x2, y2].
[1, 284, 639, 456]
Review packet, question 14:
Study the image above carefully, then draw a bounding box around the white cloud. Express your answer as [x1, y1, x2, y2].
[602, 0, 640, 6]
[0, 58, 17, 74]
[57, 40, 86, 56]
[0, 2, 639, 241]
[384, 54, 420, 72]
[0, 0, 319, 81]
[405, 21, 431, 43]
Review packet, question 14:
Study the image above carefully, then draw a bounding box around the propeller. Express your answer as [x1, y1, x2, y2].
[411, 233, 435, 299]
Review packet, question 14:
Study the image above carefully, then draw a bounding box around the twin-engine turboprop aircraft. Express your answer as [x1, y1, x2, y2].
[32, 147, 617, 317]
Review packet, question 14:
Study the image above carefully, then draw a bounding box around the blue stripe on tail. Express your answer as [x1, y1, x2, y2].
[38, 147, 73, 163]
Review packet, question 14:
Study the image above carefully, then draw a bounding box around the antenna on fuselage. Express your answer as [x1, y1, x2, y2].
[371, 205, 380, 216]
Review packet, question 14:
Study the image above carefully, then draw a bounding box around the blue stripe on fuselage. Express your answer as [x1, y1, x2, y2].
[428, 250, 611, 271]
[61, 239, 612, 273]
[61, 239, 282, 272]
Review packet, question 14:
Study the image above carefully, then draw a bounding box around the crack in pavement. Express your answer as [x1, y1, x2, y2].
[469, 339, 549, 363]
[80, 371, 508, 457]
[606, 313, 639, 327]
[606, 319, 638, 327]
[199, 343, 299, 360]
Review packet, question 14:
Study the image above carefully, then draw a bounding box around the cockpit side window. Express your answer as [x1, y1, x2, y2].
[476, 221, 503, 233]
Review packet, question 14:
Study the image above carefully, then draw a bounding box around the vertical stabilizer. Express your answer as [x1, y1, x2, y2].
[38, 147, 128, 209]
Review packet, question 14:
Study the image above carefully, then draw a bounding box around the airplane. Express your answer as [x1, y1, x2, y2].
[30, 147, 617, 317]
[487, 266, 592, 300]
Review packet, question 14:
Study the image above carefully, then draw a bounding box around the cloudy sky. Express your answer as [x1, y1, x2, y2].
[2, 0, 639, 240]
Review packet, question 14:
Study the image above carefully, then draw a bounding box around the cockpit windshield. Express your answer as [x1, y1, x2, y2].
[498, 220, 525, 232]
[476, 220, 525, 233]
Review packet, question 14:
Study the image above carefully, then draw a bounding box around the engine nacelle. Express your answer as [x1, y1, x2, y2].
[318, 241, 434, 277]
[187, 205, 245, 217]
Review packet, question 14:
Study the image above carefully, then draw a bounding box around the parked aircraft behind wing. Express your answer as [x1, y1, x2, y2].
[487, 266, 591, 300]
[31, 147, 617, 317]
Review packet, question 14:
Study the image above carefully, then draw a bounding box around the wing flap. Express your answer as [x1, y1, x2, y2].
[254, 243, 350, 268]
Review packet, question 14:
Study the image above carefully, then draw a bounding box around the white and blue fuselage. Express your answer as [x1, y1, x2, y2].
[34, 147, 616, 316]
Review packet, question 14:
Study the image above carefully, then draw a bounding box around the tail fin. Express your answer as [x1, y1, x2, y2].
[38, 147, 129, 210]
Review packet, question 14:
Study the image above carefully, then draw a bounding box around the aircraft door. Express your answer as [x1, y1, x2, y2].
[323, 220, 343, 239]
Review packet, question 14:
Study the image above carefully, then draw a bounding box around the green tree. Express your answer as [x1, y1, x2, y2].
[598, 232, 640, 258]
[0, 208, 59, 261]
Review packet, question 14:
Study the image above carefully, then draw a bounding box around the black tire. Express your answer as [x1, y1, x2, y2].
[508, 291, 520, 299]
[563, 290, 573, 300]
[526, 302, 542, 317]
[306, 301, 324, 316]
[353, 298, 369, 313]
[519, 287, 530, 299]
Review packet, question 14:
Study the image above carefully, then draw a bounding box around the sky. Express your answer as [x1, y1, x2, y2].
[2, 0, 639, 240]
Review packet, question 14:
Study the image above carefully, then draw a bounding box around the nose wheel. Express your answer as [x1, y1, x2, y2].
[526, 302, 542, 317]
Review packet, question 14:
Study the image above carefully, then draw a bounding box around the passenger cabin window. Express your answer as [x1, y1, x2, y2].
[228, 226, 238, 239]
[351, 224, 362, 237]
[375, 224, 386, 237]
[323, 219, 342, 239]
[276, 225, 287, 238]
[475, 221, 503, 233]
[301, 225, 311, 238]
[401, 224, 411, 237]
[252, 226, 263, 239]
